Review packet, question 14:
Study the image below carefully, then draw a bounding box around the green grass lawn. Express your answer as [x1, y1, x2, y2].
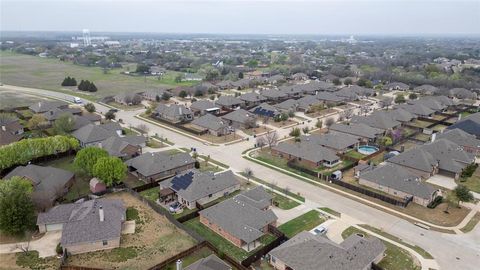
[411, 119, 432, 128]
[344, 150, 366, 160]
[268, 190, 300, 210]
[254, 150, 318, 179]
[460, 212, 480, 233]
[238, 172, 305, 202]
[342, 227, 420, 270]
[457, 174, 480, 193]
[184, 218, 275, 261]
[413, 133, 431, 142]
[318, 207, 341, 217]
[139, 187, 159, 203]
[278, 210, 326, 238]
[431, 124, 447, 132]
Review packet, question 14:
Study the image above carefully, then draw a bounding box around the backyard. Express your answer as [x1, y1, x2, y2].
[277, 210, 326, 238]
[341, 226, 420, 270]
[66, 192, 196, 270]
[184, 218, 275, 262]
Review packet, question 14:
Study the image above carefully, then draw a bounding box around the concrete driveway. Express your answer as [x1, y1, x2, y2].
[426, 174, 457, 190]
[0, 231, 61, 258]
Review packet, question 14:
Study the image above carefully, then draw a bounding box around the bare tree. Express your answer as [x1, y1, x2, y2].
[265, 131, 279, 148]
[380, 97, 393, 109]
[325, 118, 335, 128]
[136, 123, 150, 137]
[343, 108, 354, 119]
[244, 168, 253, 183]
[360, 105, 370, 116]
[256, 136, 266, 148]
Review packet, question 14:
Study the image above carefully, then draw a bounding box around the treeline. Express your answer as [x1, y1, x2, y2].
[78, 80, 98, 92]
[61, 76, 77, 86]
[0, 136, 79, 171]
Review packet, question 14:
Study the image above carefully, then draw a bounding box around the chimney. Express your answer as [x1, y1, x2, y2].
[431, 133, 436, 143]
[458, 114, 462, 121]
[99, 205, 104, 222]
[1, 126, 5, 132]
[176, 260, 182, 270]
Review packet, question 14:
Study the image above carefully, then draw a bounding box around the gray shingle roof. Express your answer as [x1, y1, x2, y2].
[72, 123, 122, 145]
[438, 128, 480, 150]
[155, 104, 193, 118]
[301, 133, 359, 150]
[221, 109, 256, 124]
[239, 92, 267, 103]
[396, 104, 435, 117]
[269, 231, 385, 270]
[234, 186, 272, 210]
[273, 141, 340, 163]
[38, 199, 125, 246]
[100, 135, 146, 157]
[125, 152, 195, 177]
[29, 101, 68, 113]
[360, 164, 437, 199]
[274, 99, 298, 111]
[249, 103, 282, 117]
[260, 89, 287, 99]
[43, 107, 82, 121]
[315, 92, 344, 102]
[329, 123, 384, 139]
[191, 114, 228, 132]
[215, 96, 244, 107]
[184, 254, 232, 270]
[199, 187, 277, 243]
[5, 165, 74, 203]
[163, 170, 239, 202]
[351, 112, 401, 130]
[190, 100, 218, 111]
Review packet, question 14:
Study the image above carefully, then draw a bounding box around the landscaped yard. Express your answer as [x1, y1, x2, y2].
[344, 150, 366, 160]
[413, 133, 431, 142]
[411, 119, 433, 128]
[342, 227, 420, 270]
[278, 210, 326, 238]
[457, 166, 480, 193]
[239, 173, 305, 203]
[431, 124, 447, 132]
[66, 192, 196, 270]
[197, 132, 243, 143]
[267, 190, 300, 210]
[460, 212, 480, 233]
[253, 149, 316, 179]
[139, 187, 159, 203]
[184, 218, 275, 262]
[240, 126, 272, 136]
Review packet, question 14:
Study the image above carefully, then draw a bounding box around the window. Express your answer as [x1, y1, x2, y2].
[102, 240, 108, 246]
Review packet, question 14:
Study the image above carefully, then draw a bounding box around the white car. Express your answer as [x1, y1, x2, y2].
[312, 226, 327, 235]
[73, 97, 82, 104]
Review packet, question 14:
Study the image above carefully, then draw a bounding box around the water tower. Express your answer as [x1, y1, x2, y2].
[82, 29, 92, 47]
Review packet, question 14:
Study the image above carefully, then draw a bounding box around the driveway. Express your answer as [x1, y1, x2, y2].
[426, 174, 457, 190]
[0, 231, 61, 258]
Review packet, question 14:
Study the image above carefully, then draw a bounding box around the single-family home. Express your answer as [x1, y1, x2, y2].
[448, 88, 477, 100]
[351, 112, 401, 132]
[4, 165, 74, 206]
[216, 80, 235, 90]
[199, 186, 277, 251]
[295, 95, 323, 112]
[413, 84, 439, 95]
[359, 164, 439, 206]
[239, 92, 267, 107]
[184, 254, 232, 270]
[29, 101, 69, 114]
[190, 100, 220, 116]
[447, 112, 480, 139]
[329, 123, 384, 143]
[267, 74, 285, 85]
[154, 104, 193, 123]
[99, 135, 146, 160]
[113, 92, 143, 105]
[272, 141, 341, 168]
[334, 88, 359, 101]
[279, 85, 303, 98]
[0, 116, 24, 146]
[384, 82, 409, 91]
[259, 89, 287, 102]
[125, 152, 196, 182]
[269, 231, 385, 270]
[301, 133, 360, 153]
[396, 104, 435, 118]
[191, 114, 230, 136]
[291, 72, 308, 81]
[42, 107, 82, 123]
[250, 103, 282, 120]
[36, 199, 125, 254]
[221, 109, 257, 129]
[159, 170, 240, 209]
[315, 91, 345, 106]
[142, 88, 172, 101]
[215, 96, 244, 110]
[437, 128, 480, 155]
[274, 99, 298, 112]
[72, 122, 122, 147]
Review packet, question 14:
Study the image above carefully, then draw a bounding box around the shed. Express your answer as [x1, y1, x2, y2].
[89, 178, 107, 194]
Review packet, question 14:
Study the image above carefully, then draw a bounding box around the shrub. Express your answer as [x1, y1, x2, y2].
[56, 243, 63, 255]
[461, 163, 478, 178]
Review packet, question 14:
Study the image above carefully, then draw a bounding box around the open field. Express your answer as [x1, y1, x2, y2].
[0, 51, 193, 100]
[0, 89, 49, 110]
[66, 192, 196, 270]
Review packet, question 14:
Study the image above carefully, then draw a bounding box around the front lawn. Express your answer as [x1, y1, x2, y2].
[278, 210, 326, 238]
[457, 168, 480, 193]
[342, 227, 420, 270]
[268, 190, 301, 210]
[184, 218, 275, 262]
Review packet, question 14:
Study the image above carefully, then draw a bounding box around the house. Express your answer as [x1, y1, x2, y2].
[29, 101, 69, 114]
[300, 133, 360, 153]
[315, 91, 345, 105]
[232, 78, 253, 90]
[448, 88, 477, 100]
[351, 112, 401, 132]
[272, 141, 341, 168]
[437, 128, 480, 155]
[274, 99, 298, 112]
[100, 135, 146, 160]
[142, 88, 172, 101]
[239, 92, 267, 107]
[413, 84, 439, 95]
[199, 186, 277, 251]
[279, 85, 303, 98]
[384, 82, 409, 91]
[72, 122, 122, 147]
[89, 178, 107, 194]
[42, 107, 82, 123]
[408, 98, 446, 112]
[385, 108, 417, 123]
[269, 231, 385, 270]
[221, 109, 257, 129]
[296, 95, 323, 112]
[329, 123, 384, 143]
[191, 114, 230, 136]
[0, 116, 24, 146]
[267, 74, 285, 85]
[345, 85, 375, 97]
[184, 254, 232, 270]
[154, 104, 193, 123]
[334, 88, 359, 101]
[250, 103, 282, 119]
[260, 89, 287, 102]
[216, 80, 234, 90]
[447, 112, 480, 139]
[215, 96, 244, 110]
[396, 104, 435, 118]
[36, 199, 125, 254]
[291, 72, 308, 81]
[190, 100, 220, 116]
[113, 92, 143, 105]
[159, 170, 240, 209]
[359, 164, 439, 206]
[4, 165, 74, 206]
[125, 151, 196, 182]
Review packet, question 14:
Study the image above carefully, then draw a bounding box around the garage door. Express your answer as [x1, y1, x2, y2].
[46, 223, 63, 231]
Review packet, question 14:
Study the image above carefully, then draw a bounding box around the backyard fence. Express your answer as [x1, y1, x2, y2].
[240, 224, 288, 267]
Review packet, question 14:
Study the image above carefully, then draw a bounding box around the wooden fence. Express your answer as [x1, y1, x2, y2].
[240, 224, 287, 267]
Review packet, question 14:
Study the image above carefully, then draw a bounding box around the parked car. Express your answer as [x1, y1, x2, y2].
[169, 202, 181, 213]
[330, 170, 342, 181]
[73, 97, 82, 104]
[313, 226, 328, 235]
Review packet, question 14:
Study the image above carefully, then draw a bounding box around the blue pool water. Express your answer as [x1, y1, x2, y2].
[358, 145, 379, 155]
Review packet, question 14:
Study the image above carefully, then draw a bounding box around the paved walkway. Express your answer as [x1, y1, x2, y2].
[0, 231, 61, 258]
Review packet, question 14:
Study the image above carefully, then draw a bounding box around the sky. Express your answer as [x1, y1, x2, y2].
[1, 0, 479, 35]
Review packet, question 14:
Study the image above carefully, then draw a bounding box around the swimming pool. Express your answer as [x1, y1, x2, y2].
[358, 145, 379, 155]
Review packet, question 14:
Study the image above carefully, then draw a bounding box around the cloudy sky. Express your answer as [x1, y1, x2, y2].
[1, 0, 479, 35]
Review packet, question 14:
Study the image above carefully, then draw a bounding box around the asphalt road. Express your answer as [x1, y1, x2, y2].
[2, 84, 479, 270]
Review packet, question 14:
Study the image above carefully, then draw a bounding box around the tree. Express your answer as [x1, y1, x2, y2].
[136, 64, 150, 73]
[84, 103, 96, 113]
[409, 93, 418, 100]
[74, 147, 109, 175]
[256, 136, 266, 148]
[265, 131, 279, 148]
[0, 177, 35, 235]
[244, 168, 253, 183]
[380, 97, 393, 109]
[92, 157, 127, 187]
[105, 110, 116, 120]
[131, 94, 142, 105]
[174, 74, 183, 83]
[61, 76, 77, 86]
[289, 127, 301, 138]
[344, 78, 353, 85]
[325, 118, 335, 128]
[238, 71, 244, 79]
[136, 124, 149, 137]
[161, 92, 170, 101]
[302, 127, 310, 134]
[343, 109, 354, 119]
[379, 136, 393, 146]
[244, 117, 257, 129]
[27, 114, 48, 130]
[454, 185, 474, 207]
[315, 119, 323, 129]
[332, 78, 341, 86]
[395, 94, 406, 104]
[53, 113, 76, 135]
[204, 155, 210, 166]
[179, 90, 188, 98]
[247, 59, 258, 68]
[194, 89, 204, 97]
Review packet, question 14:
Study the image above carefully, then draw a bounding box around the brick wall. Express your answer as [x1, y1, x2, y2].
[359, 178, 431, 206]
[65, 238, 120, 255]
[199, 215, 243, 247]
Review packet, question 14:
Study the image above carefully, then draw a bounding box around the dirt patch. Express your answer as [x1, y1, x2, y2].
[66, 192, 196, 270]
[268, 119, 298, 128]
